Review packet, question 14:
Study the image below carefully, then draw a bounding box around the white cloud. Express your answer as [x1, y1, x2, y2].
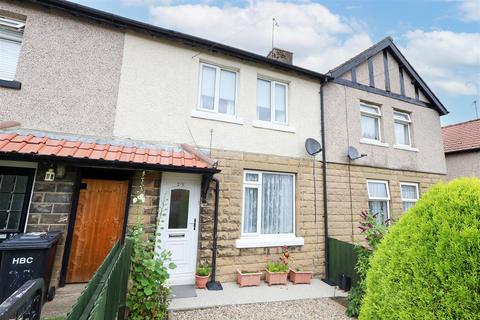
[459, 0, 480, 22]
[145, 0, 373, 72]
[402, 30, 480, 96]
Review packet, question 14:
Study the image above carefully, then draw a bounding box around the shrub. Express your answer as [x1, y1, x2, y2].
[346, 211, 388, 317]
[360, 178, 480, 320]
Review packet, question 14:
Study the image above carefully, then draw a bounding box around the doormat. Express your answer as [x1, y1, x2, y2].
[171, 285, 197, 299]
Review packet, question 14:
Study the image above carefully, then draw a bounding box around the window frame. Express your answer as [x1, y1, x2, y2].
[241, 170, 296, 238]
[0, 16, 24, 83]
[256, 77, 289, 125]
[393, 110, 412, 147]
[0, 167, 35, 237]
[360, 103, 382, 142]
[366, 179, 390, 221]
[197, 62, 238, 116]
[400, 182, 419, 212]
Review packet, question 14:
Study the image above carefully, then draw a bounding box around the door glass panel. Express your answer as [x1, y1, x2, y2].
[0, 194, 10, 210]
[168, 189, 190, 229]
[14, 176, 28, 193]
[10, 194, 24, 211]
[0, 211, 7, 229]
[6, 211, 21, 229]
[0, 175, 15, 192]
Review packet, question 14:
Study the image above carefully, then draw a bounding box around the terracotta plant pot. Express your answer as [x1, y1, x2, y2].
[289, 269, 313, 284]
[237, 269, 262, 287]
[195, 274, 210, 289]
[264, 269, 288, 286]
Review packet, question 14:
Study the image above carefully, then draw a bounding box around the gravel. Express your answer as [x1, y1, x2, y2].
[170, 298, 352, 320]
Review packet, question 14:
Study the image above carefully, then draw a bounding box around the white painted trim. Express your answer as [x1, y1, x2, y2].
[235, 235, 304, 248]
[400, 182, 419, 212]
[0, 160, 37, 168]
[256, 77, 289, 126]
[393, 144, 418, 152]
[360, 138, 389, 147]
[191, 109, 244, 125]
[252, 120, 296, 133]
[366, 179, 390, 220]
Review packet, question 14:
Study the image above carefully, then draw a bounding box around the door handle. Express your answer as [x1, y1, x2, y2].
[190, 218, 197, 231]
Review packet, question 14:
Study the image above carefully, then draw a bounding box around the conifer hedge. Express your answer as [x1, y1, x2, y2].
[360, 178, 480, 319]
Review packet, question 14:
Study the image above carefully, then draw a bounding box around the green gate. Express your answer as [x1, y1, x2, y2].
[66, 239, 132, 320]
[327, 237, 360, 287]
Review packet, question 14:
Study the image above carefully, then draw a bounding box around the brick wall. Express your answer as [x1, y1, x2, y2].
[326, 162, 445, 243]
[26, 163, 77, 287]
[199, 149, 325, 282]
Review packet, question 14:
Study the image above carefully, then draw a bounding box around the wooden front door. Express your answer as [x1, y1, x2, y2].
[66, 179, 129, 283]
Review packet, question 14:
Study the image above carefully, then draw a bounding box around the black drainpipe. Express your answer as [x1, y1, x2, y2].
[320, 80, 332, 284]
[206, 176, 222, 290]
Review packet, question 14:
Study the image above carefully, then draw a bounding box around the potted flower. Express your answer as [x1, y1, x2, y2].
[289, 266, 313, 284]
[265, 246, 290, 286]
[237, 269, 262, 287]
[195, 265, 211, 289]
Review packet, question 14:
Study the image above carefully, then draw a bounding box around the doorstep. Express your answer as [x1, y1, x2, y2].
[168, 279, 347, 311]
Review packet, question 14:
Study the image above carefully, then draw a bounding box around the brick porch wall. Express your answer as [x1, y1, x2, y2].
[26, 163, 77, 287]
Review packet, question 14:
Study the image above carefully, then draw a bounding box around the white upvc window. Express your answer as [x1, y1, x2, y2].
[0, 16, 25, 81]
[237, 170, 303, 248]
[256, 78, 288, 124]
[360, 103, 382, 142]
[400, 182, 419, 212]
[394, 111, 412, 146]
[198, 63, 237, 116]
[367, 180, 390, 224]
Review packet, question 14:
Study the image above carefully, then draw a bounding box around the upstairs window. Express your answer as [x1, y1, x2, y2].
[256, 78, 288, 124]
[198, 63, 237, 116]
[0, 16, 25, 81]
[360, 104, 381, 141]
[400, 182, 419, 212]
[394, 111, 412, 146]
[367, 180, 390, 224]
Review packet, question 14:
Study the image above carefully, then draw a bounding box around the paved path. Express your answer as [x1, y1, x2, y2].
[41, 284, 85, 319]
[171, 298, 351, 320]
[169, 279, 347, 311]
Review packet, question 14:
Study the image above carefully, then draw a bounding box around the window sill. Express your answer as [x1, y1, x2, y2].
[0, 79, 21, 90]
[360, 138, 389, 148]
[252, 120, 296, 133]
[191, 110, 244, 125]
[393, 144, 419, 152]
[235, 235, 304, 248]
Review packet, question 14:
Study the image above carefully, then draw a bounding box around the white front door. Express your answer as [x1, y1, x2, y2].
[156, 173, 201, 285]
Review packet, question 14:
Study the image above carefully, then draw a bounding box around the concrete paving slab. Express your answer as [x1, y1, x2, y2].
[169, 279, 347, 311]
[41, 283, 86, 319]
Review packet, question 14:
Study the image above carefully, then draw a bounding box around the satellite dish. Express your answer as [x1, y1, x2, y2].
[305, 138, 322, 156]
[348, 146, 367, 160]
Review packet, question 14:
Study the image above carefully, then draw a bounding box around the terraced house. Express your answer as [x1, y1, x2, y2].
[0, 0, 447, 290]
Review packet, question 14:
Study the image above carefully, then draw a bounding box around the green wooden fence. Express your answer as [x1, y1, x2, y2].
[327, 237, 360, 287]
[66, 239, 133, 320]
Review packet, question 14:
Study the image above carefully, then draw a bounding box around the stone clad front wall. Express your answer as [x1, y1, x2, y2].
[326, 162, 445, 243]
[199, 149, 326, 282]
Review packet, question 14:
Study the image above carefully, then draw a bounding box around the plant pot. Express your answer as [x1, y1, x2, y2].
[237, 269, 262, 287]
[289, 269, 313, 284]
[264, 269, 288, 286]
[195, 274, 210, 289]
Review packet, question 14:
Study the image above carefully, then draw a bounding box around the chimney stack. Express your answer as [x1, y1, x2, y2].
[267, 48, 293, 64]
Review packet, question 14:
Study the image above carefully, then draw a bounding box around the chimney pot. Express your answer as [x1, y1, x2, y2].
[267, 48, 293, 64]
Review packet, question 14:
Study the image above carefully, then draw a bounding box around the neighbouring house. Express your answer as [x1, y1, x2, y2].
[442, 119, 480, 180]
[0, 0, 448, 290]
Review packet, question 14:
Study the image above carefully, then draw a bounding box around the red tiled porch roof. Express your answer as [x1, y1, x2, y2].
[0, 132, 215, 170]
[442, 119, 480, 154]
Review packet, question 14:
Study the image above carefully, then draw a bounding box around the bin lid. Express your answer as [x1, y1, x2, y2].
[0, 231, 62, 250]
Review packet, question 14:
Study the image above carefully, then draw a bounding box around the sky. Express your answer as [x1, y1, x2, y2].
[72, 0, 479, 125]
